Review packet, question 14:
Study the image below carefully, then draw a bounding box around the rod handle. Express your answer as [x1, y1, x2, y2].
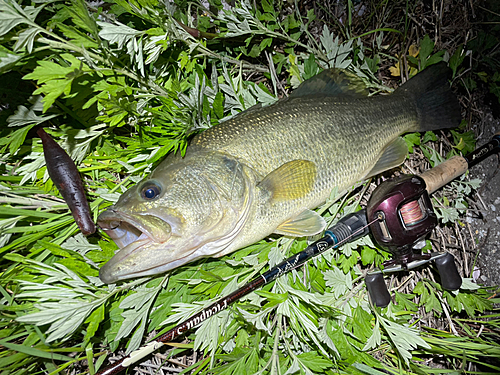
[420, 156, 468, 194]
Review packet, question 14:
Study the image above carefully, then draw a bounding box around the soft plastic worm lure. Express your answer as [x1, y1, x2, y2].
[38, 128, 96, 235]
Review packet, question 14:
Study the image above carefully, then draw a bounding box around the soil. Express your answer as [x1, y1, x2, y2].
[467, 113, 500, 289]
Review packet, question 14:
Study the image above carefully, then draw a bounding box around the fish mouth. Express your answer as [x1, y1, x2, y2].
[97, 208, 175, 283]
[97, 208, 172, 248]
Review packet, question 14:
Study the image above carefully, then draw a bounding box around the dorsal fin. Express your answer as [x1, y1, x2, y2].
[289, 69, 368, 99]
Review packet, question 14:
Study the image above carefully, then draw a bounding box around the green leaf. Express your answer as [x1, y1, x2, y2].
[419, 283, 442, 313]
[255, 291, 288, 308]
[0, 340, 72, 362]
[419, 35, 434, 68]
[34, 78, 72, 112]
[449, 45, 465, 78]
[67, 0, 100, 37]
[0, 45, 23, 73]
[259, 37, 273, 50]
[378, 316, 430, 364]
[394, 292, 417, 311]
[425, 51, 445, 67]
[304, 53, 319, 80]
[323, 266, 352, 298]
[362, 319, 381, 351]
[404, 132, 420, 153]
[1, 123, 36, 154]
[56, 23, 99, 48]
[421, 145, 444, 167]
[261, 0, 274, 13]
[435, 205, 460, 224]
[421, 131, 437, 143]
[13, 26, 42, 53]
[213, 91, 224, 119]
[17, 300, 96, 342]
[23, 60, 76, 83]
[38, 240, 82, 259]
[0, 0, 44, 37]
[450, 130, 475, 153]
[97, 21, 140, 48]
[296, 351, 333, 372]
[7, 104, 59, 127]
[84, 303, 105, 344]
[353, 363, 388, 375]
[213, 347, 259, 375]
[360, 246, 376, 266]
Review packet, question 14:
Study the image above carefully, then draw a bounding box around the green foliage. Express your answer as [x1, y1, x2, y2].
[404, 34, 446, 71]
[0, 1, 497, 375]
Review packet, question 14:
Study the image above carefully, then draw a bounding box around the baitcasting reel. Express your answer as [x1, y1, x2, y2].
[365, 174, 462, 307]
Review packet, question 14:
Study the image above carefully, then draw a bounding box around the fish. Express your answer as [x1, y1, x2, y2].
[38, 128, 96, 235]
[97, 62, 461, 283]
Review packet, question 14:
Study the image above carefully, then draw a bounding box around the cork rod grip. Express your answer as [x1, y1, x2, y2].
[420, 156, 469, 194]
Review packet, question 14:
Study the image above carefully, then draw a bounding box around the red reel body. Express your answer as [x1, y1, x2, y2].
[366, 175, 437, 259]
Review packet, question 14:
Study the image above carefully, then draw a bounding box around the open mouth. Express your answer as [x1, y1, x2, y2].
[98, 208, 171, 247]
[97, 208, 174, 283]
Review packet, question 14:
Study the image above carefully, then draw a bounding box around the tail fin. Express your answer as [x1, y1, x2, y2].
[394, 62, 461, 132]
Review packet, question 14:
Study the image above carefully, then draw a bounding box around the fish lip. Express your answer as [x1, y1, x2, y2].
[97, 207, 179, 283]
[98, 240, 194, 284]
[98, 238, 151, 283]
[97, 208, 171, 246]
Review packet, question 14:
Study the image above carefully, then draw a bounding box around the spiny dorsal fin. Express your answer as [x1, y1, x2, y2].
[289, 69, 368, 99]
[275, 209, 326, 237]
[365, 137, 408, 178]
[259, 160, 317, 201]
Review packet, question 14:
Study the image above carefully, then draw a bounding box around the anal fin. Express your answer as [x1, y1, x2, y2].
[365, 137, 408, 178]
[274, 209, 326, 237]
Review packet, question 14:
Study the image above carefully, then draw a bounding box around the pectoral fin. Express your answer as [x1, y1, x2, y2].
[259, 160, 317, 201]
[275, 209, 326, 237]
[365, 137, 408, 178]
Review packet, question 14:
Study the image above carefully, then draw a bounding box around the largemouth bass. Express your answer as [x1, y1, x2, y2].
[98, 62, 460, 283]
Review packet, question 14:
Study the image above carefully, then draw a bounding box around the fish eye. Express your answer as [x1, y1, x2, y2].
[140, 182, 161, 200]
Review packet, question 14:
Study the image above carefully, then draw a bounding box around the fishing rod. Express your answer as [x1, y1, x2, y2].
[95, 211, 371, 375]
[96, 133, 500, 375]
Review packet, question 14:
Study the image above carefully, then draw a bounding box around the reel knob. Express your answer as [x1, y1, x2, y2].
[365, 273, 391, 308]
[435, 253, 462, 290]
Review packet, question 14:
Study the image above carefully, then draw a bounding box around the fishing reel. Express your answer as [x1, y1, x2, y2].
[365, 174, 462, 307]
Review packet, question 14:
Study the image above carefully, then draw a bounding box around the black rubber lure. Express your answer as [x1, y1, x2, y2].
[37, 128, 96, 235]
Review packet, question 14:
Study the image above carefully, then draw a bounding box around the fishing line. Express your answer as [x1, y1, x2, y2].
[400, 199, 426, 226]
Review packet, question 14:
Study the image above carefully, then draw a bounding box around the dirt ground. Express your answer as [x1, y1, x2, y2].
[468, 112, 500, 289]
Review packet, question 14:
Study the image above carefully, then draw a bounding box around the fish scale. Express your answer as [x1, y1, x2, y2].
[97, 63, 461, 283]
[194, 95, 413, 199]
